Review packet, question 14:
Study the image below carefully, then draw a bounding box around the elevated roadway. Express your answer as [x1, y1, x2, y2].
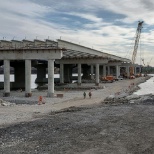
[0, 39, 139, 97]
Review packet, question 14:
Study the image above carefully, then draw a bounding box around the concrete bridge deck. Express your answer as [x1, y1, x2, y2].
[0, 39, 141, 98]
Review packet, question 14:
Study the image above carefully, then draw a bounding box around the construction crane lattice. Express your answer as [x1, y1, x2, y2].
[130, 21, 143, 78]
[131, 21, 144, 64]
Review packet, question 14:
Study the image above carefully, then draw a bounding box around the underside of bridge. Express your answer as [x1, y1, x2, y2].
[0, 39, 142, 98]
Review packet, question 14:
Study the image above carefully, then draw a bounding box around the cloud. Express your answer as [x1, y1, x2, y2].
[65, 12, 103, 23]
[0, 0, 154, 65]
[90, 0, 154, 24]
[1, 0, 50, 18]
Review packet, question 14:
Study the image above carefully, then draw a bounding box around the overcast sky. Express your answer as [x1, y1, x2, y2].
[1, 0, 154, 66]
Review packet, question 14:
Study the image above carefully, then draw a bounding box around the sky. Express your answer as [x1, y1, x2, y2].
[0, 0, 154, 66]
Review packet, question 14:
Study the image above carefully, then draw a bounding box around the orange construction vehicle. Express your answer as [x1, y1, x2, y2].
[100, 75, 115, 83]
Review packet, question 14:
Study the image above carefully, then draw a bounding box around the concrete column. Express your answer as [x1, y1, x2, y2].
[25, 60, 31, 97]
[116, 65, 120, 79]
[139, 66, 142, 73]
[99, 65, 103, 76]
[107, 66, 110, 75]
[119, 66, 121, 76]
[95, 64, 99, 86]
[103, 65, 106, 77]
[78, 63, 81, 85]
[91, 65, 94, 80]
[134, 67, 136, 75]
[4, 60, 10, 97]
[60, 63, 64, 83]
[110, 66, 114, 75]
[126, 66, 129, 77]
[47, 59, 54, 97]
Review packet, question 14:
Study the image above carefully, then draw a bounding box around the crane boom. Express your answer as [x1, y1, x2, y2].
[129, 21, 143, 78]
[131, 21, 143, 64]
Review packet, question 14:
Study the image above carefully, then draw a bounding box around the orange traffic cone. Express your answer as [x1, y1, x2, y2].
[38, 96, 43, 105]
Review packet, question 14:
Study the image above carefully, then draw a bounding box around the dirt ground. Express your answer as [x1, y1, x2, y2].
[0, 76, 154, 154]
[0, 77, 149, 127]
[0, 102, 154, 154]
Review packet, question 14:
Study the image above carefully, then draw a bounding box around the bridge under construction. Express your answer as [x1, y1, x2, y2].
[0, 39, 141, 97]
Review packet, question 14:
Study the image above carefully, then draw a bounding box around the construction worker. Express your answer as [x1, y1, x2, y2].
[88, 91, 92, 98]
[83, 92, 86, 99]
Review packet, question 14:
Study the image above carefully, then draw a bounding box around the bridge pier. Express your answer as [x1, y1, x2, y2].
[3, 60, 10, 97]
[60, 63, 64, 83]
[107, 66, 110, 75]
[116, 65, 120, 79]
[91, 65, 94, 80]
[25, 60, 32, 97]
[47, 59, 54, 97]
[103, 65, 106, 77]
[134, 67, 137, 75]
[95, 64, 99, 86]
[77, 63, 81, 85]
[126, 66, 129, 77]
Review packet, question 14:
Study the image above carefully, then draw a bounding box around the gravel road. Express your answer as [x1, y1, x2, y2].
[0, 77, 149, 126]
[0, 76, 153, 154]
[0, 102, 154, 154]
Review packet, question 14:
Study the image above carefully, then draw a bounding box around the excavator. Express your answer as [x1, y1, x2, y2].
[129, 21, 144, 79]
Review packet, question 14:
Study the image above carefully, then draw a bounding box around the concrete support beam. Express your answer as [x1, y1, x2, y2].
[25, 60, 31, 97]
[103, 65, 106, 77]
[78, 63, 81, 85]
[60, 63, 64, 83]
[110, 66, 114, 75]
[91, 65, 94, 80]
[126, 66, 129, 77]
[0, 49, 62, 60]
[47, 59, 54, 97]
[139, 66, 142, 73]
[95, 64, 99, 86]
[4, 60, 10, 97]
[116, 65, 120, 79]
[58, 39, 131, 62]
[57, 59, 108, 64]
[107, 66, 110, 75]
[134, 67, 136, 75]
